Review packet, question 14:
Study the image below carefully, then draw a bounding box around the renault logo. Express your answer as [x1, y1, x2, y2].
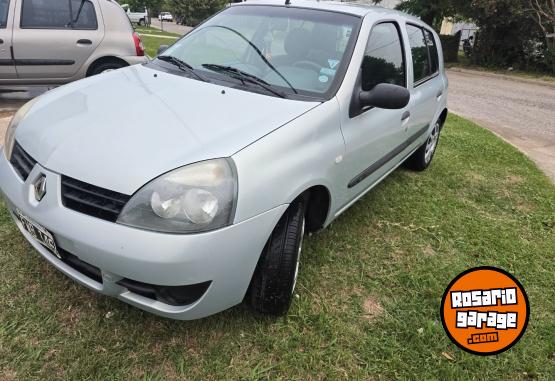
[33, 175, 47, 202]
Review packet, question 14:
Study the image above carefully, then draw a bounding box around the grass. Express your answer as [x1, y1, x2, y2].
[136, 27, 181, 58]
[446, 53, 555, 82]
[0, 114, 554, 380]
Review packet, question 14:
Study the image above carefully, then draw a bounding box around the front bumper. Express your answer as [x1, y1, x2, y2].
[0, 150, 287, 319]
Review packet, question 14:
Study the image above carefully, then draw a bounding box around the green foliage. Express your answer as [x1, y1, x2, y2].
[169, 0, 228, 26]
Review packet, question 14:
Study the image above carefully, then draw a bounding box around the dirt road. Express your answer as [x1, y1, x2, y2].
[447, 68, 555, 181]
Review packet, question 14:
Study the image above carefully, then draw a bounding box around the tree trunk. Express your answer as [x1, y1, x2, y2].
[421, 11, 436, 27]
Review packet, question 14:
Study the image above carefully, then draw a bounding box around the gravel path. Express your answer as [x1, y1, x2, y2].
[447, 68, 555, 181]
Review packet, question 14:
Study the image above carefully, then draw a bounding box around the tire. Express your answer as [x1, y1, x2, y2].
[248, 199, 306, 315]
[88, 62, 127, 77]
[138, 19, 145, 26]
[404, 120, 442, 171]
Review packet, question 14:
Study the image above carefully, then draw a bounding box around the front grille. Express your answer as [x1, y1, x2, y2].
[10, 142, 37, 180]
[117, 278, 212, 306]
[58, 248, 103, 283]
[61, 176, 131, 222]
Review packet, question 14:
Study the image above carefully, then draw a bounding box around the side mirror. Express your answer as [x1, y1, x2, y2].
[157, 45, 169, 55]
[359, 83, 410, 110]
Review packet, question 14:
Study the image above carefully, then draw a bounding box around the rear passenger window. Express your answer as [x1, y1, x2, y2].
[71, 0, 97, 29]
[21, 0, 97, 30]
[406, 25, 431, 83]
[361, 22, 405, 91]
[0, 0, 9, 28]
[424, 29, 439, 74]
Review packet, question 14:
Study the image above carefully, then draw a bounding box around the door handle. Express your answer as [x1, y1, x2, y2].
[436, 90, 443, 98]
[77, 39, 92, 45]
[0, 39, 4, 44]
[401, 111, 411, 121]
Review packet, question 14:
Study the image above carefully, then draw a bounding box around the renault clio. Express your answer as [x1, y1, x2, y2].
[0, 0, 448, 319]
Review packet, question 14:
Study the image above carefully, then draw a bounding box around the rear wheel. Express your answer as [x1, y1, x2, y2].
[248, 200, 306, 315]
[138, 19, 145, 26]
[404, 120, 442, 171]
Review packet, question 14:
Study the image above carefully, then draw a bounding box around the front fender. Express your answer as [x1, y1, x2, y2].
[232, 98, 344, 225]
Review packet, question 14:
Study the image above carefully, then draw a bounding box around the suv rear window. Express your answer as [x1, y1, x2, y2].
[21, 0, 97, 30]
[0, 0, 9, 28]
[406, 24, 439, 85]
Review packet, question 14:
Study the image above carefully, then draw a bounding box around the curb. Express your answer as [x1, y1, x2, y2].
[447, 67, 555, 89]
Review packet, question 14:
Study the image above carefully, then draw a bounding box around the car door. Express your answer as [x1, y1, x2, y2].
[339, 21, 409, 194]
[0, 0, 17, 79]
[404, 24, 444, 135]
[12, 0, 104, 80]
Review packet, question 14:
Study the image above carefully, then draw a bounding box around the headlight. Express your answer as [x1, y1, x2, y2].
[4, 98, 39, 160]
[117, 159, 237, 233]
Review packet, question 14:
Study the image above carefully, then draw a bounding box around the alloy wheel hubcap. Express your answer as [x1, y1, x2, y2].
[425, 123, 440, 163]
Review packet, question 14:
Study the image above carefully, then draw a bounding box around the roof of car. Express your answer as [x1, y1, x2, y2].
[232, 0, 420, 21]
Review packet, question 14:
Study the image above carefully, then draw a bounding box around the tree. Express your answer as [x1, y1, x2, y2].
[372, 0, 460, 31]
[527, 0, 555, 71]
[374, 0, 554, 73]
[169, 0, 228, 26]
[528, 0, 555, 35]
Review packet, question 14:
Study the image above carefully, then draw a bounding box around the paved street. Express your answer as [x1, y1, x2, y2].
[447, 68, 555, 181]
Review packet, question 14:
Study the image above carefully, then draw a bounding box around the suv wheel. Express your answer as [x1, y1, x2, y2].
[404, 120, 442, 171]
[138, 19, 145, 26]
[88, 62, 127, 76]
[248, 199, 306, 315]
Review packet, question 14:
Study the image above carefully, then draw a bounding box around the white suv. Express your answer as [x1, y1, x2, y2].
[0, 0, 148, 84]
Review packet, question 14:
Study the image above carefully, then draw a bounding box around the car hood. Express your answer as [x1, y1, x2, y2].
[17, 65, 319, 195]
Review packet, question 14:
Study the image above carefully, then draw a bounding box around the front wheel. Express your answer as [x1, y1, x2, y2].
[404, 121, 442, 171]
[88, 62, 127, 76]
[247, 200, 306, 315]
[138, 19, 145, 26]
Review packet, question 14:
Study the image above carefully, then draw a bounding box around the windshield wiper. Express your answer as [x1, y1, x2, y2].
[201, 64, 287, 98]
[205, 25, 298, 95]
[157, 55, 209, 82]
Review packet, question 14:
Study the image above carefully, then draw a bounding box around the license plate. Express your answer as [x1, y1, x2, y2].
[15, 209, 60, 258]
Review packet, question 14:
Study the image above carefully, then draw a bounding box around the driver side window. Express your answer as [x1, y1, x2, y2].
[361, 22, 406, 91]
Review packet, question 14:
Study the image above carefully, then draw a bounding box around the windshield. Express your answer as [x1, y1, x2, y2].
[160, 5, 361, 99]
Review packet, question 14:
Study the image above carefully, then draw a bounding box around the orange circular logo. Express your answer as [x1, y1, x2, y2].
[441, 267, 529, 356]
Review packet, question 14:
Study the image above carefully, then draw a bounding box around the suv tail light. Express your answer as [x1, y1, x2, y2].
[133, 32, 145, 56]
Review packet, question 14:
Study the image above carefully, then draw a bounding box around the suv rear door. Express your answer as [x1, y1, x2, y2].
[12, 0, 104, 80]
[0, 0, 16, 79]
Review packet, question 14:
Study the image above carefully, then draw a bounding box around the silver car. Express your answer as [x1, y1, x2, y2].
[0, 0, 148, 84]
[0, 0, 448, 319]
